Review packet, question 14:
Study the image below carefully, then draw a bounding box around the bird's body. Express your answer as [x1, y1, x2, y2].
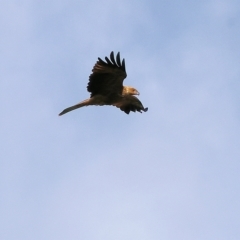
[59, 52, 148, 115]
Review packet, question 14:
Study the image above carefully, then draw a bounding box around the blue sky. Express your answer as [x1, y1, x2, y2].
[1, 0, 240, 239]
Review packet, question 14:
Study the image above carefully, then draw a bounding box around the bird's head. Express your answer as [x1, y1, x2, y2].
[123, 86, 140, 96]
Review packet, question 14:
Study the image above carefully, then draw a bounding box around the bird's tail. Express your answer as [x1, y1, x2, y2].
[59, 98, 92, 116]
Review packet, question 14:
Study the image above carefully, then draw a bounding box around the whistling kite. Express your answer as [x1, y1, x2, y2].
[59, 51, 148, 115]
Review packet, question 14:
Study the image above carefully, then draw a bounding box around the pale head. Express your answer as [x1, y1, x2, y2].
[123, 86, 140, 96]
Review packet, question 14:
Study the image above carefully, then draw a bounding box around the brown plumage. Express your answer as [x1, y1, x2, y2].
[59, 51, 148, 115]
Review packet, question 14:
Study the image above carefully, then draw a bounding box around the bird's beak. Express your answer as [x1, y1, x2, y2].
[135, 90, 140, 95]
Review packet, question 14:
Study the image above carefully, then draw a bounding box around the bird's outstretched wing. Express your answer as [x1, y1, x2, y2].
[87, 51, 127, 97]
[113, 95, 148, 114]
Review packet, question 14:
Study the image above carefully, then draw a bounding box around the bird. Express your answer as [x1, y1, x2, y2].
[59, 51, 148, 116]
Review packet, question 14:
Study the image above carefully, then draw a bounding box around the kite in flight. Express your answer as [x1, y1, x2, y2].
[59, 51, 148, 115]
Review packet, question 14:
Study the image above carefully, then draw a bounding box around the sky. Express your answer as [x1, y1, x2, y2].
[1, 0, 240, 239]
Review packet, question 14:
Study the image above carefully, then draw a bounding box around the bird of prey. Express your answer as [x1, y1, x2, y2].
[59, 51, 148, 115]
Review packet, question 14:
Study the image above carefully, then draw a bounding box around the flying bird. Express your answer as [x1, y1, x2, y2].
[59, 51, 148, 115]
